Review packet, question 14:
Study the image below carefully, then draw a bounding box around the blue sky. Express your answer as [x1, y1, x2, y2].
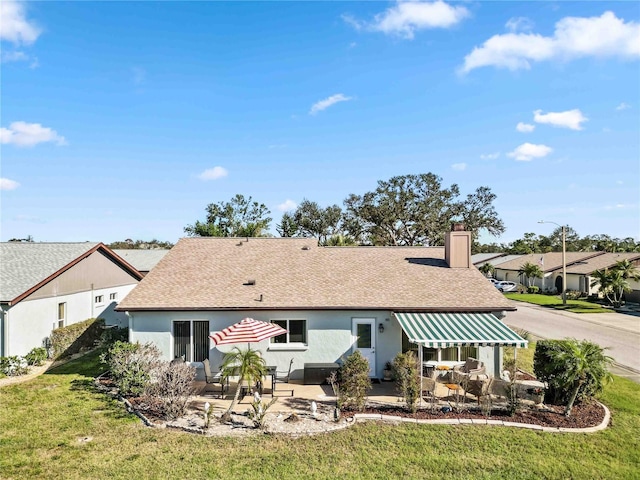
[1, 1, 639, 245]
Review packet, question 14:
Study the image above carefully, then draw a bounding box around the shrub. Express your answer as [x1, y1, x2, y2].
[516, 284, 527, 294]
[145, 361, 197, 419]
[391, 351, 420, 413]
[24, 347, 48, 366]
[247, 393, 278, 429]
[336, 351, 371, 411]
[527, 285, 540, 294]
[98, 326, 129, 349]
[566, 290, 582, 300]
[100, 341, 163, 397]
[534, 339, 612, 411]
[0, 356, 29, 376]
[50, 318, 105, 358]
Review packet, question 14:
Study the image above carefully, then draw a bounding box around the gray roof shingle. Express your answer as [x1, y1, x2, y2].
[112, 249, 170, 272]
[0, 242, 99, 302]
[118, 237, 514, 312]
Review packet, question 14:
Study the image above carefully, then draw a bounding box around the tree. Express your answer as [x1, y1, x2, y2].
[591, 260, 640, 307]
[343, 173, 503, 246]
[184, 194, 272, 238]
[275, 212, 298, 238]
[478, 262, 495, 278]
[108, 239, 174, 249]
[518, 262, 543, 287]
[220, 347, 266, 421]
[537, 339, 612, 417]
[292, 199, 343, 244]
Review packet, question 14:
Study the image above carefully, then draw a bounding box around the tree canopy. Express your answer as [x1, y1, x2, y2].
[108, 239, 174, 249]
[184, 194, 272, 238]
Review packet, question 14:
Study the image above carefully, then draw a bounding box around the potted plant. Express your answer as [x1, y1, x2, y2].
[383, 361, 392, 381]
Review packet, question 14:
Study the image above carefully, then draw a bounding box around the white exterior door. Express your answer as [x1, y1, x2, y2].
[352, 318, 376, 377]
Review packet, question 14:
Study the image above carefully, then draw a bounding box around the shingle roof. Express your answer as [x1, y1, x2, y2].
[0, 242, 99, 302]
[112, 249, 170, 272]
[471, 253, 506, 265]
[475, 254, 523, 268]
[118, 237, 515, 312]
[495, 252, 604, 273]
[565, 252, 640, 274]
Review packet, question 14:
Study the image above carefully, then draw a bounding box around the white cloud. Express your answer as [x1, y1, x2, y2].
[0, 178, 20, 190]
[1, 50, 28, 62]
[507, 143, 553, 161]
[480, 152, 500, 160]
[460, 11, 640, 74]
[0, 121, 67, 147]
[505, 17, 534, 33]
[277, 199, 297, 212]
[451, 163, 467, 171]
[343, 1, 469, 39]
[533, 109, 588, 130]
[0, 0, 41, 45]
[309, 93, 352, 115]
[516, 122, 535, 133]
[616, 102, 631, 111]
[197, 166, 228, 180]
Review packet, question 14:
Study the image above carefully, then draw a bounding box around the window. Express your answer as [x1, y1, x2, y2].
[109, 292, 118, 301]
[173, 320, 209, 362]
[402, 331, 477, 362]
[270, 319, 307, 344]
[94, 295, 104, 304]
[57, 302, 66, 329]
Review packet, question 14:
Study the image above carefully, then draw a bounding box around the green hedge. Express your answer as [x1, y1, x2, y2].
[50, 318, 105, 359]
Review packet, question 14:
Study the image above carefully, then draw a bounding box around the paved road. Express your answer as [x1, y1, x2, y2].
[504, 302, 640, 383]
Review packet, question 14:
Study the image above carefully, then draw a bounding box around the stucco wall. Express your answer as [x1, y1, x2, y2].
[129, 309, 404, 381]
[2, 284, 135, 357]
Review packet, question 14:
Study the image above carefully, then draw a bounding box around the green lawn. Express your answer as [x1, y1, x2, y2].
[505, 293, 613, 313]
[1, 349, 639, 479]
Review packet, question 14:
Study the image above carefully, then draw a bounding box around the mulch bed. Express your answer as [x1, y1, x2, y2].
[342, 401, 606, 429]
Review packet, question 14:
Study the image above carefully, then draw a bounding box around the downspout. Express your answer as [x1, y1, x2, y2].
[0, 307, 6, 357]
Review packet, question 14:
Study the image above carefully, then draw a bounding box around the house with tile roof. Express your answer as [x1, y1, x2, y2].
[117, 228, 527, 381]
[564, 252, 640, 297]
[492, 252, 605, 293]
[0, 242, 143, 357]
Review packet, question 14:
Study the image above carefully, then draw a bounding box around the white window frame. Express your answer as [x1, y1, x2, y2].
[172, 320, 210, 363]
[94, 295, 104, 305]
[56, 302, 66, 329]
[109, 292, 118, 301]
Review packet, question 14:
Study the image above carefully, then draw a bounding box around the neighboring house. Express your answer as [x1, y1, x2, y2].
[493, 252, 604, 292]
[117, 229, 526, 381]
[564, 252, 640, 297]
[471, 253, 508, 267]
[0, 243, 143, 357]
[112, 249, 170, 276]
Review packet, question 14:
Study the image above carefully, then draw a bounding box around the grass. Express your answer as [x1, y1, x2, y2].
[1, 349, 639, 479]
[505, 293, 613, 313]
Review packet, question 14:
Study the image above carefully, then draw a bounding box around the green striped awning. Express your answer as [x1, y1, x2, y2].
[394, 312, 528, 348]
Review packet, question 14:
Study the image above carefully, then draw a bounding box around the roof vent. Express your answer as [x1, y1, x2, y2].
[302, 246, 310, 250]
[244, 279, 256, 286]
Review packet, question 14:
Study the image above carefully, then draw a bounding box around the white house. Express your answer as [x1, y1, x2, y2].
[117, 229, 527, 381]
[0, 242, 143, 357]
[564, 252, 640, 297]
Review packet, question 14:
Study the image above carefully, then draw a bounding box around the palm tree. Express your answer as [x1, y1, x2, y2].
[591, 260, 640, 307]
[517, 261, 543, 288]
[220, 347, 266, 420]
[546, 339, 612, 417]
[479, 262, 495, 278]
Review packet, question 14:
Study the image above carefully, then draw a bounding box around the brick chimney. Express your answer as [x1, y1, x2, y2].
[445, 223, 471, 268]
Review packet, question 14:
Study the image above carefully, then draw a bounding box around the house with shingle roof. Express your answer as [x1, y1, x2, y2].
[117, 228, 527, 380]
[492, 252, 605, 293]
[112, 249, 170, 276]
[564, 252, 640, 297]
[0, 242, 143, 357]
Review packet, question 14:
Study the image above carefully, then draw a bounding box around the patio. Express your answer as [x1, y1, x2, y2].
[189, 376, 527, 417]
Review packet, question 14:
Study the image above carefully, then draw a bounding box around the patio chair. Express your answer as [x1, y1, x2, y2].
[273, 358, 294, 397]
[421, 377, 436, 400]
[453, 357, 486, 381]
[465, 375, 493, 405]
[202, 358, 227, 398]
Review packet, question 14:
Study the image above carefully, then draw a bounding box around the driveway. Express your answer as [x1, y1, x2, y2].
[504, 302, 640, 383]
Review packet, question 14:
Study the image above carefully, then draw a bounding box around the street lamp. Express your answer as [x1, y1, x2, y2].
[538, 220, 566, 305]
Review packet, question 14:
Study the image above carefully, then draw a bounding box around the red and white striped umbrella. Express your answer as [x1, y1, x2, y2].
[209, 317, 287, 347]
